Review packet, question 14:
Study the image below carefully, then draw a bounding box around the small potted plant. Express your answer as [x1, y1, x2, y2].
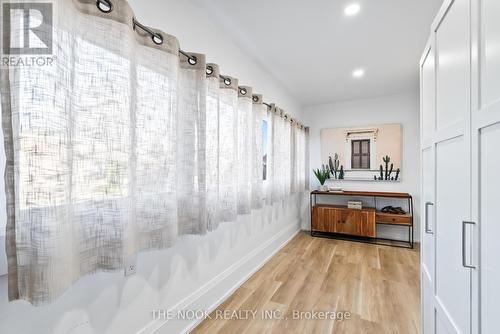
[313, 166, 330, 191]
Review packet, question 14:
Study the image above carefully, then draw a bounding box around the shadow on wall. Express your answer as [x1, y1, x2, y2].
[0, 193, 307, 334]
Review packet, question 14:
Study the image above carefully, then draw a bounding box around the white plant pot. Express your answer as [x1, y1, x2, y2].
[319, 185, 327, 192]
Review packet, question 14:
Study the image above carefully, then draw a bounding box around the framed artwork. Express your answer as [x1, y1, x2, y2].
[320, 123, 402, 181]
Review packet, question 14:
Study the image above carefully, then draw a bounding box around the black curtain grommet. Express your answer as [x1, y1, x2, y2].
[96, 0, 112, 13]
[152, 33, 163, 45]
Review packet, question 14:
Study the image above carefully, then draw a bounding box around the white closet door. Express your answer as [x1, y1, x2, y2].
[421, 41, 436, 282]
[435, 136, 470, 334]
[477, 124, 500, 334]
[471, 0, 500, 333]
[433, 0, 472, 333]
[420, 38, 436, 334]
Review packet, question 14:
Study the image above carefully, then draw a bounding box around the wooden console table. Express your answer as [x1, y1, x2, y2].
[310, 190, 414, 248]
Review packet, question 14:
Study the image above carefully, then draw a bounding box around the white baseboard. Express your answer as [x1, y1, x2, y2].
[138, 221, 301, 334]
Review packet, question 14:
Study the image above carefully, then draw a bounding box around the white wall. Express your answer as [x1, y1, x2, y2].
[130, 0, 301, 118]
[303, 92, 421, 241]
[0, 1, 304, 333]
[0, 120, 6, 276]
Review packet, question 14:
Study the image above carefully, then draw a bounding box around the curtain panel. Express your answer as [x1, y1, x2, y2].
[0, 0, 309, 305]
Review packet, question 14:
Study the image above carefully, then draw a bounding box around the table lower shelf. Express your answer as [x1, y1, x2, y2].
[311, 230, 414, 249]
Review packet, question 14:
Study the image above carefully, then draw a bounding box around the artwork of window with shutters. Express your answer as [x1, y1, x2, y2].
[320, 123, 402, 181]
[351, 139, 371, 169]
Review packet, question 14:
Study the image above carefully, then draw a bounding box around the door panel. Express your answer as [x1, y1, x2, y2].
[324, 208, 337, 233]
[421, 33, 438, 334]
[433, 0, 472, 332]
[422, 272, 436, 334]
[479, 123, 500, 333]
[435, 136, 470, 333]
[436, 0, 470, 130]
[336, 210, 361, 236]
[312, 207, 337, 233]
[422, 45, 436, 141]
[473, 0, 500, 332]
[421, 147, 435, 283]
[480, 0, 500, 108]
[360, 211, 376, 237]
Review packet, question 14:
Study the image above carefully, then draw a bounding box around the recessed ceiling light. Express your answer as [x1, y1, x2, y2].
[344, 3, 361, 16]
[352, 69, 365, 78]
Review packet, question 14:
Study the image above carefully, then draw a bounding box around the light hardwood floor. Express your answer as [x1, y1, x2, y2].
[192, 232, 420, 334]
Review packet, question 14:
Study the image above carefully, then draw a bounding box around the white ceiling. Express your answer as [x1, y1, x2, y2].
[192, 0, 442, 106]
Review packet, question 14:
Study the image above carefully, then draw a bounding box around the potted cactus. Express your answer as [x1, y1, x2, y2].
[313, 166, 330, 191]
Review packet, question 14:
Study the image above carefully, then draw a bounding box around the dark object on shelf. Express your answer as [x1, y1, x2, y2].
[379, 165, 383, 180]
[381, 206, 407, 215]
[339, 165, 344, 179]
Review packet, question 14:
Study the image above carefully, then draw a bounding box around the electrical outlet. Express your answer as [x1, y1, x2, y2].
[124, 257, 137, 276]
[125, 264, 136, 276]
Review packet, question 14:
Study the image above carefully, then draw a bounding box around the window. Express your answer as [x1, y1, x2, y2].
[351, 139, 370, 169]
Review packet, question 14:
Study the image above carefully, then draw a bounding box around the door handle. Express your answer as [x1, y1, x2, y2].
[425, 202, 434, 234]
[462, 220, 476, 269]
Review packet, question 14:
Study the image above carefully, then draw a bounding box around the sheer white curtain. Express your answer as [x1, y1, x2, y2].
[0, 0, 309, 305]
[177, 54, 208, 235]
[271, 107, 286, 203]
[236, 86, 252, 215]
[1, 0, 186, 304]
[205, 64, 221, 231]
[251, 95, 265, 209]
[131, 44, 179, 253]
[265, 106, 274, 205]
[217, 76, 239, 223]
[292, 123, 307, 192]
[283, 114, 292, 197]
[290, 119, 297, 193]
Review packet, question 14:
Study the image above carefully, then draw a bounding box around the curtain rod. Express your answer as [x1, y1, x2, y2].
[105, 1, 307, 129]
